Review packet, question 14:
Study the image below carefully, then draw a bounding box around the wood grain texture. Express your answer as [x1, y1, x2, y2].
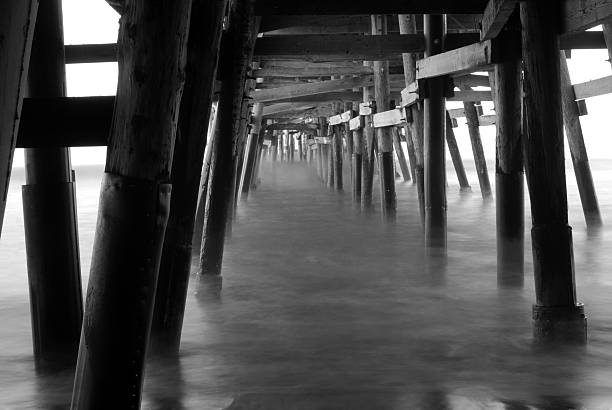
[0, 0, 38, 237]
[106, 0, 192, 181]
[562, 0, 612, 33]
[480, 0, 518, 40]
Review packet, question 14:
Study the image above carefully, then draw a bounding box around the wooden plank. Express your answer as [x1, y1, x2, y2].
[263, 102, 316, 116]
[340, 110, 352, 123]
[359, 102, 373, 115]
[453, 74, 491, 88]
[417, 39, 500, 79]
[253, 76, 371, 102]
[562, 0, 612, 33]
[349, 116, 363, 131]
[372, 108, 406, 128]
[480, 0, 518, 41]
[448, 90, 493, 101]
[254, 0, 489, 15]
[255, 64, 373, 78]
[265, 122, 319, 132]
[255, 33, 425, 60]
[560, 31, 607, 50]
[328, 114, 343, 125]
[64, 43, 117, 64]
[572, 75, 612, 100]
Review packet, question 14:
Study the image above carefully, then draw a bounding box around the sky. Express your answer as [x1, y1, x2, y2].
[12, 0, 612, 166]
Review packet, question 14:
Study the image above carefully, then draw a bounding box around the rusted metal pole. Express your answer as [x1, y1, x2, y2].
[71, 0, 191, 407]
[494, 59, 524, 287]
[444, 113, 471, 191]
[521, 1, 586, 344]
[0, 0, 37, 238]
[423, 14, 447, 249]
[372, 14, 396, 219]
[559, 55, 602, 227]
[150, 0, 227, 355]
[22, 0, 82, 371]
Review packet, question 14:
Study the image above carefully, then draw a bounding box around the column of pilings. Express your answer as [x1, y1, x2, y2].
[22, 0, 83, 371]
[520, 1, 586, 343]
[445, 113, 471, 192]
[149, 0, 228, 355]
[423, 14, 447, 249]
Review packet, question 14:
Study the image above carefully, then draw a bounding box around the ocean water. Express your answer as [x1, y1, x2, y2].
[2, 157, 612, 409]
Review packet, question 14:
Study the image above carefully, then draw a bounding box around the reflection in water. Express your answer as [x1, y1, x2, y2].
[2, 161, 612, 408]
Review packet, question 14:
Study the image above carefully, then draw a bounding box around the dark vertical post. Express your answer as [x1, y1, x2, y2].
[327, 122, 335, 189]
[392, 128, 411, 182]
[494, 59, 524, 287]
[603, 23, 612, 67]
[423, 14, 447, 249]
[352, 125, 363, 204]
[23, 0, 83, 371]
[334, 125, 343, 191]
[192, 102, 220, 253]
[559, 55, 602, 227]
[240, 102, 264, 199]
[150, 0, 227, 355]
[445, 113, 471, 191]
[399, 14, 425, 225]
[462, 89, 492, 198]
[199, 0, 259, 285]
[0, 0, 37, 237]
[71, 0, 191, 407]
[520, 2, 586, 343]
[362, 86, 376, 210]
[372, 14, 396, 219]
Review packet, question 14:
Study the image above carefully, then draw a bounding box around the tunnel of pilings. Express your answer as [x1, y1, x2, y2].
[1, 0, 612, 407]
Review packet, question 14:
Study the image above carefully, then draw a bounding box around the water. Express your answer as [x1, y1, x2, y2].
[2, 158, 612, 409]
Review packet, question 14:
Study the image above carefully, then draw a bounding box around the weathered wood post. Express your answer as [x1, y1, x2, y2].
[334, 111, 343, 191]
[352, 118, 364, 204]
[327, 119, 335, 189]
[423, 14, 447, 249]
[192, 102, 220, 253]
[22, 0, 83, 371]
[199, 0, 259, 286]
[0, 0, 37, 238]
[297, 133, 304, 161]
[494, 58, 524, 287]
[603, 23, 612, 66]
[150, 0, 227, 355]
[361, 87, 376, 210]
[240, 102, 264, 199]
[559, 55, 602, 227]
[462, 88, 492, 198]
[444, 113, 471, 191]
[271, 130, 279, 162]
[399, 14, 425, 225]
[71, 0, 192, 407]
[372, 14, 396, 219]
[318, 117, 327, 182]
[521, 2, 586, 343]
[392, 128, 411, 182]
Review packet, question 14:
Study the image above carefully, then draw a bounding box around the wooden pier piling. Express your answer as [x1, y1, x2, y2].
[462, 87, 492, 198]
[559, 55, 602, 227]
[200, 0, 259, 282]
[361, 86, 376, 210]
[520, 1, 586, 344]
[392, 128, 411, 182]
[150, 0, 228, 355]
[445, 112, 471, 191]
[494, 58, 524, 287]
[22, 0, 83, 371]
[71, 0, 191, 406]
[423, 14, 447, 249]
[372, 14, 396, 218]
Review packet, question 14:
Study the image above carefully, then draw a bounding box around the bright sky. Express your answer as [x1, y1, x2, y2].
[12, 0, 612, 166]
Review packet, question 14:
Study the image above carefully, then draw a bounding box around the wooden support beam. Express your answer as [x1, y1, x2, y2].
[253, 77, 371, 102]
[372, 108, 406, 128]
[480, 0, 518, 41]
[417, 36, 519, 80]
[445, 112, 471, 191]
[462, 88, 492, 198]
[265, 122, 318, 132]
[254, 0, 489, 15]
[562, 0, 612, 33]
[0, 0, 38, 237]
[255, 64, 373, 78]
[573, 75, 612, 100]
[262, 102, 316, 116]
